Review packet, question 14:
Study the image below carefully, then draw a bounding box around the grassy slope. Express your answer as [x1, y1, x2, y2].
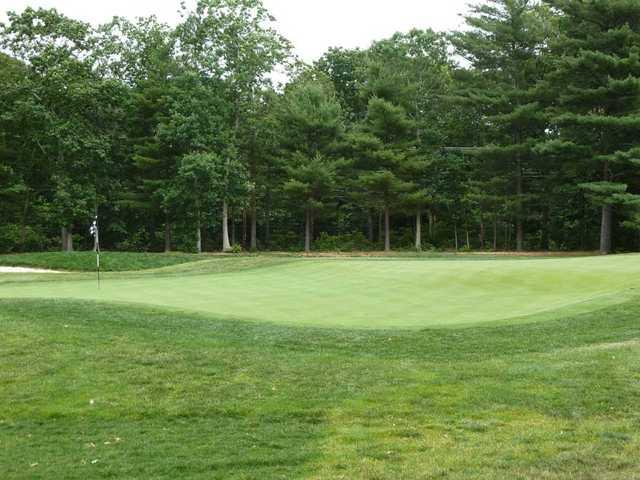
[0, 252, 207, 272]
[0, 250, 597, 272]
[1, 298, 639, 479]
[1, 255, 639, 328]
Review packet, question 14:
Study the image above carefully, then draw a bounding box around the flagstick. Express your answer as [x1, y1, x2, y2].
[91, 216, 101, 290]
[96, 221, 100, 290]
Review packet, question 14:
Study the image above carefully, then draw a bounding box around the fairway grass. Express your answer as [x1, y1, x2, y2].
[1, 254, 640, 478]
[1, 297, 639, 479]
[1, 254, 639, 328]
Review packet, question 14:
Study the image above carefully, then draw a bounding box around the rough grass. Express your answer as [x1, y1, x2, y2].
[0, 251, 207, 272]
[1, 298, 639, 479]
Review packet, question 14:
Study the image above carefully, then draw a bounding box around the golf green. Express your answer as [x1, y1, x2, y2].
[2, 254, 639, 329]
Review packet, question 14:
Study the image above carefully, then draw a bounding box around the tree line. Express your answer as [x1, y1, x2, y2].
[2, 0, 640, 254]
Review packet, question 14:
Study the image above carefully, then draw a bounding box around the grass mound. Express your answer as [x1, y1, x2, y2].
[1, 298, 639, 479]
[0, 251, 207, 272]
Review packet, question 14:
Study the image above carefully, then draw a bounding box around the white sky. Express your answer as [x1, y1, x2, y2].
[0, 0, 471, 63]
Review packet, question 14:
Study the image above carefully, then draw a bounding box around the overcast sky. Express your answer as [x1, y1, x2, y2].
[1, 0, 471, 63]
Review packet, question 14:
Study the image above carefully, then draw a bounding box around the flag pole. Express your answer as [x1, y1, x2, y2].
[90, 216, 100, 289]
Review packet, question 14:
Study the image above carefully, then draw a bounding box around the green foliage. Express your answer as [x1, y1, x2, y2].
[2, 0, 640, 254]
[314, 232, 371, 252]
[540, 0, 640, 252]
[315, 47, 368, 120]
[278, 79, 344, 156]
[0, 224, 50, 253]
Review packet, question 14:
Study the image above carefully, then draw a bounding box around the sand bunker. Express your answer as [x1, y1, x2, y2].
[0, 267, 63, 274]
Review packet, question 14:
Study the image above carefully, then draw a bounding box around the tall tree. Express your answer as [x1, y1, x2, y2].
[172, 151, 247, 253]
[1, 8, 126, 251]
[363, 30, 453, 250]
[277, 77, 344, 251]
[96, 16, 193, 252]
[0, 53, 43, 252]
[177, 0, 290, 251]
[356, 98, 414, 252]
[541, 0, 640, 254]
[452, 0, 552, 251]
[283, 153, 342, 252]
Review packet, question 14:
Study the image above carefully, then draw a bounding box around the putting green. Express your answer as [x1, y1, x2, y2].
[1, 255, 639, 329]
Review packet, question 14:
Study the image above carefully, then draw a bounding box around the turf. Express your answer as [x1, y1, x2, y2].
[2, 254, 640, 478]
[1, 297, 639, 479]
[0, 251, 207, 272]
[1, 254, 639, 328]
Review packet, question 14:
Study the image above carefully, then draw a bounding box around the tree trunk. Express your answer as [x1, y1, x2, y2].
[516, 222, 524, 251]
[493, 218, 498, 251]
[265, 189, 272, 249]
[304, 208, 312, 253]
[242, 209, 247, 249]
[504, 222, 511, 252]
[454, 223, 459, 251]
[427, 209, 434, 239]
[231, 208, 237, 246]
[265, 215, 271, 250]
[516, 163, 524, 252]
[384, 206, 391, 252]
[479, 219, 485, 250]
[196, 225, 202, 254]
[67, 226, 74, 252]
[250, 207, 258, 251]
[378, 211, 383, 245]
[231, 225, 236, 246]
[195, 198, 203, 253]
[600, 204, 612, 254]
[542, 205, 550, 251]
[367, 210, 374, 243]
[20, 193, 30, 250]
[61, 226, 73, 252]
[222, 200, 232, 252]
[164, 219, 172, 253]
[466, 229, 471, 250]
[580, 199, 588, 251]
[415, 210, 422, 251]
[600, 160, 612, 254]
[505, 223, 510, 251]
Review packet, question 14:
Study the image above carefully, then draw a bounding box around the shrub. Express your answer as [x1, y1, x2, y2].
[0, 224, 49, 253]
[115, 229, 151, 252]
[314, 232, 371, 252]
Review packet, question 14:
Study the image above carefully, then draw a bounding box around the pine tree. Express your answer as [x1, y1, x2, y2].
[542, 0, 640, 254]
[355, 98, 414, 252]
[100, 16, 180, 252]
[452, 0, 552, 251]
[277, 77, 344, 251]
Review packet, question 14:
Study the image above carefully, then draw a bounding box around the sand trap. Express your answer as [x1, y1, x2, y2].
[0, 267, 64, 274]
